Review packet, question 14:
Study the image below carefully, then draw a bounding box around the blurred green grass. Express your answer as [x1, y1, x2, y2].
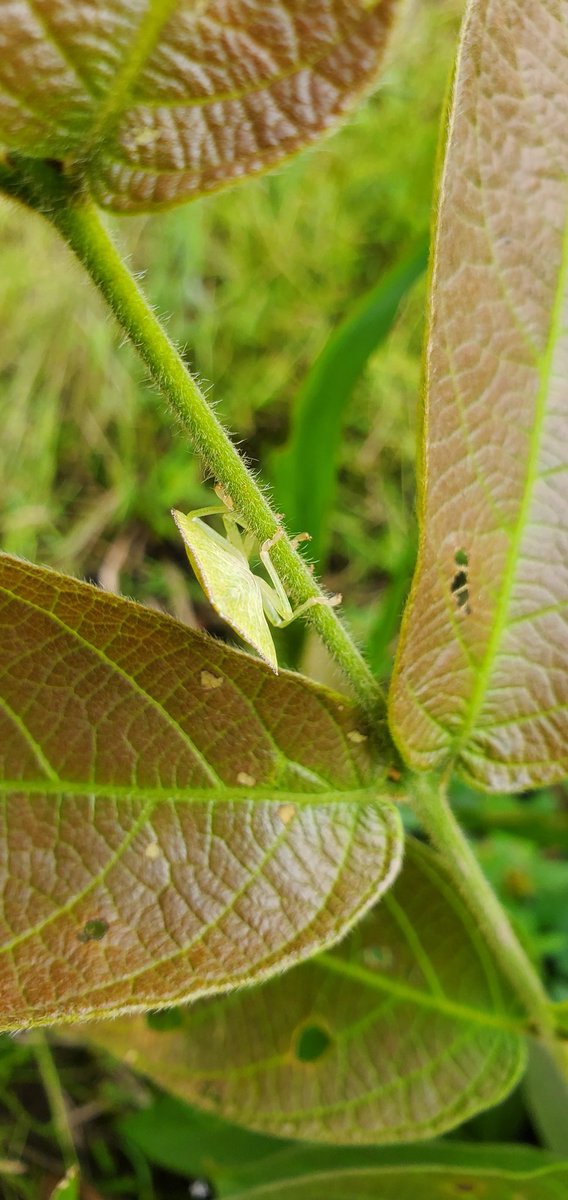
[0, 0, 462, 668]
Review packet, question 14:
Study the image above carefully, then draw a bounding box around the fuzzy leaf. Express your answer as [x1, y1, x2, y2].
[389, 0, 568, 790]
[0, 554, 402, 1031]
[0, 0, 398, 212]
[88, 840, 525, 1143]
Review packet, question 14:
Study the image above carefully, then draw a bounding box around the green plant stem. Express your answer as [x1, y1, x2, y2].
[410, 775, 567, 1078]
[32, 1033, 78, 1172]
[0, 157, 384, 721]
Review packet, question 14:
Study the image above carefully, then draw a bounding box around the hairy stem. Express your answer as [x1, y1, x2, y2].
[410, 774, 567, 1078]
[1, 157, 384, 721]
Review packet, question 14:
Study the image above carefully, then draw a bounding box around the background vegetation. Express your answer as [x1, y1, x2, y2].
[0, 0, 566, 1195]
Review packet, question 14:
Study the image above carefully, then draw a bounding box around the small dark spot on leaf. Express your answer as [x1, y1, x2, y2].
[77, 918, 108, 943]
[454, 548, 469, 567]
[452, 1182, 479, 1195]
[146, 1007, 183, 1032]
[362, 945, 393, 970]
[295, 1023, 333, 1063]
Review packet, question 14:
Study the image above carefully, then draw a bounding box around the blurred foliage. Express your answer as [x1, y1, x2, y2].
[451, 784, 568, 1001]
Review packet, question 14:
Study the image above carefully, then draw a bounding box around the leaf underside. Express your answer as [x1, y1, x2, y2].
[88, 839, 525, 1144]
[389, 0, 568, 791]
[0, 0, 397, 212]
[0, 554, 402, 1030]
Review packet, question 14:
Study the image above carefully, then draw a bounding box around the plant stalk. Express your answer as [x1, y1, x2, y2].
[32, 1032, 78, 1173]
[410, 774, 567, 1078]
[2, 156, 384, 721]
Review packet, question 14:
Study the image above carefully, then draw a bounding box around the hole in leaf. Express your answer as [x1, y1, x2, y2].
[146, 1007, 183, 1032]
[77, 918, 108, 943]
[295, 1024, 333, 1063]
[451, 564, 470, 612]
[451, 569, 468, 594]
[454, 548, 469, 567]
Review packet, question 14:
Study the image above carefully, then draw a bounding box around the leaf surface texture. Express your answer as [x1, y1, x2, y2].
[0, 554, 402, 1029]
[89, 840, 524, 1143]
[0, 0, 397, 210]
[389, 0, 568, 790]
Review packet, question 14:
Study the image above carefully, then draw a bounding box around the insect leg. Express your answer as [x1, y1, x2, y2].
[259, 531, 294, 619]
[259, 531, 341, 627]
[272, 592, 342, 629]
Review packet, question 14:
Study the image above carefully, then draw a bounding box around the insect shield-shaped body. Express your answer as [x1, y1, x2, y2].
[173, 505, 279, 670]
[173, 501, 339, 673]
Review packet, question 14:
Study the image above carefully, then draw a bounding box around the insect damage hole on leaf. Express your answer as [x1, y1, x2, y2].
[451, 548, 471, 614]
[172, 496, 340, 672]
[295, 1023, 334, 1063]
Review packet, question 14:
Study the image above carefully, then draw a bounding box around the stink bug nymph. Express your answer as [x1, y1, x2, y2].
[172, 495, 339, 672]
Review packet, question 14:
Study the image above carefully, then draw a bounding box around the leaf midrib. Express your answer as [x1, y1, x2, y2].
[83, 0, 387, 165]
[84, 0, 180, 154]
[0, 780, 377, 804]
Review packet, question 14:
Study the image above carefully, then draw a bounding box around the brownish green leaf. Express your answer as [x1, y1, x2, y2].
[0, 0, 397, 212]
[0, 554, 402, 1031]
[89, 839, 525, 1143]
[389, 0, 568, 791]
